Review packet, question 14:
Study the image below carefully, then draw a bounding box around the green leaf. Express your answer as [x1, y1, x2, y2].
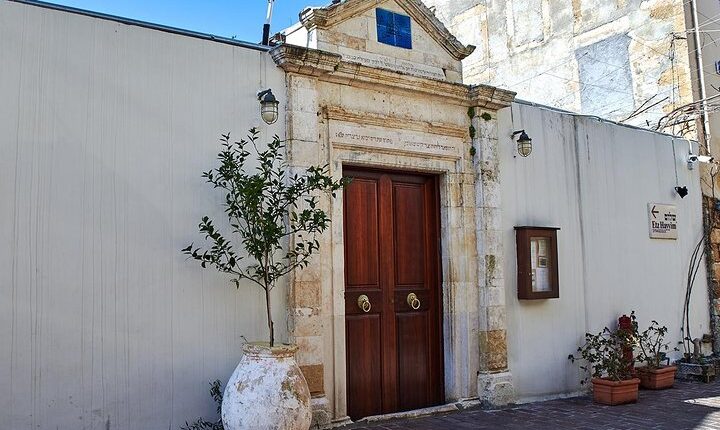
[182, 129, 346, 346]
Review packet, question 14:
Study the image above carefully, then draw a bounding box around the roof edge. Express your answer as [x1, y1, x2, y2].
[7, 0, 270, 52]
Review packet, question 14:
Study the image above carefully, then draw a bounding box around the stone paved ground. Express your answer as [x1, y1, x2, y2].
[345, 380, 720, 429]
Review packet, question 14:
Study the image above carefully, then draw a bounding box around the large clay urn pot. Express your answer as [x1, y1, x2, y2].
[222, 343, 312, 430]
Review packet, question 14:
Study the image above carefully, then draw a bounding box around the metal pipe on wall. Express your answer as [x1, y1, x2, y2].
[689, 0, 711, 154]
[262, 0, 275, 45]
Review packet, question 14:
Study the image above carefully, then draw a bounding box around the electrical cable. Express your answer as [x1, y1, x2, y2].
[524, 17, 720, 123]
[680, 164, 718, 356]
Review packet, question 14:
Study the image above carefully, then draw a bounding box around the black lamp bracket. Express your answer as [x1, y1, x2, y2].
[257, 89, 272, 100]
[511, 130, 526, 137]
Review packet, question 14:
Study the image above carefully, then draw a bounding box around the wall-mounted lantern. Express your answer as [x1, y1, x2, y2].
[257, 89, 279, 125]
[511, 130, 532, 157]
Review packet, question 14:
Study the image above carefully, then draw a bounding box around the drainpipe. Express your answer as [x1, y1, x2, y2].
[689, 0, 711, 154]
[262, 0, 275, 45]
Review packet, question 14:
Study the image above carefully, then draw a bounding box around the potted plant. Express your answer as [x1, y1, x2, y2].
[182, 129, 345, 430]
[568, 325, 640, 405]
[632, 315, 677, 390]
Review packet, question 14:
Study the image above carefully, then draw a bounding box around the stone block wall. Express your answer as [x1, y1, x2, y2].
[704, 195, 720, 354]
[422, 0, 693, 131]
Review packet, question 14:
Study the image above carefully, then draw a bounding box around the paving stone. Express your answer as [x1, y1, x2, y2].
[343, 380, 720, 429]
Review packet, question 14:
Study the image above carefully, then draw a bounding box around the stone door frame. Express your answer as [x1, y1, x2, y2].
[271, 44, 517, 426]
[320, 108, 478, 419]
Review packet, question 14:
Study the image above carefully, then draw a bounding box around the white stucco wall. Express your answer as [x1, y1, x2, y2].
[499, 101, 711, 402]
[0, 2, 287, 429]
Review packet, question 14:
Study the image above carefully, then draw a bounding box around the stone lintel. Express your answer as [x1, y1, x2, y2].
[273, 45, 514, 109]
[323, 106, 467, 139]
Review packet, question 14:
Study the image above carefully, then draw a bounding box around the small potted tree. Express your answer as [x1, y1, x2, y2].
[182, 129, 345, 430]
[569, 325, 640, 405]
[633, 316, 677, 389]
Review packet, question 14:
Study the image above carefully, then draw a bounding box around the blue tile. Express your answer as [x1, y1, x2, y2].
[376, 8, 394, 27]
[377, 24, 395, 46]
[394, 13, 411, 34]
[396, 32, 412, 49]
[375, 8, 412, 49]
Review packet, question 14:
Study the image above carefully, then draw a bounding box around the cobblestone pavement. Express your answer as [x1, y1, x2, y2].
[344, 380, 720, 429]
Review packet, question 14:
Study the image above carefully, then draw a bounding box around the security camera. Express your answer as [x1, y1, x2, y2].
[688, 154, 714, 163]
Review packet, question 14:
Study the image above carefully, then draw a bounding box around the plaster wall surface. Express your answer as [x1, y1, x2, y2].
[0, 3, 287, 429]
[499, 102, 710, 401]
[423, 0, 693, 129]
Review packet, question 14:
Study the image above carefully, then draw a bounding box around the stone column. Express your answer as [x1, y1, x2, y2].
[271, 45, 345, 426]
[472, 107, 515, 406]
[442, 170, 481, 400]
[284, 72, 331, 426]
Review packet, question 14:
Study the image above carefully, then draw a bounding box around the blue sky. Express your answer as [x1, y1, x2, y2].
[46, 0, 320, 43]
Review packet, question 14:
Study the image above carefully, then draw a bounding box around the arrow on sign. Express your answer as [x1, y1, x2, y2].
[651, 205, 659, 218]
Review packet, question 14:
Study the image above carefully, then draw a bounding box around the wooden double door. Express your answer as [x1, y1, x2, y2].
[343, 167, 443, 420]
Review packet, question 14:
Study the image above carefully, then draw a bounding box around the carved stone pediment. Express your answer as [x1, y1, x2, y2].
[298, 0, 475, 61]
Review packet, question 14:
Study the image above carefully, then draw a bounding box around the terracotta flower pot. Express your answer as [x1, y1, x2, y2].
[222, 343, 312, 430]
[591, 378, 640, 405]
[637, 366, 677, 389]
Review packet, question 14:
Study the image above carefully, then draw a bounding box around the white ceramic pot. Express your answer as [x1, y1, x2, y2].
[222, 343, 312, 430]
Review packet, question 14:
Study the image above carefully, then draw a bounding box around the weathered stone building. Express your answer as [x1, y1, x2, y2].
[422, 0, 694, 130]
[0, 0, 713, 429]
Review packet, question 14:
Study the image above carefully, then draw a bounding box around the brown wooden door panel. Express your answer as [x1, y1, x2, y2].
[346, 314, 383, 418]
[392, 183, 426, 287]
[344, 178, 380, 288]
[344, 167, 442, 421]
[396, 312, 430, 411]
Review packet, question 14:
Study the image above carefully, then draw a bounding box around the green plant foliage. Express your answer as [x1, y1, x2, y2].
[182, 129, 346, 346]
[631, 313, 673, 369]
[568, 325, 635, 383]
[467, 107, 475, 118]
[480, 112, 492, 121]
[468, 125, 476, 139]
[469, 146, 477, 156]
[181, 380, 224, 430]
